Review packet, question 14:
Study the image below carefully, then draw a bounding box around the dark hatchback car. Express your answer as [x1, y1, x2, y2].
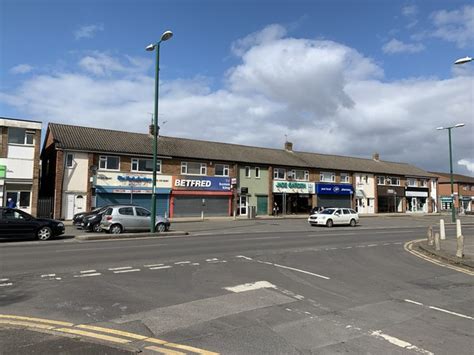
[73, 206, 110, 228]
[0, 208, 65, 240]
[82, 210, 106, 232]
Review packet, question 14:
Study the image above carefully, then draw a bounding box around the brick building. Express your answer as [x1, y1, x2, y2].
[430, 172, 474, 213]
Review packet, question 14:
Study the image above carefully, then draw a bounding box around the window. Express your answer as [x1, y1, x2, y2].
[320, 171, 335, 183]
[255, 167, 261, 178]
[245, 166, 251, 178]
[421, 179, 428, 187]
[215, 164, 229, 177]
[274, 168, 285, 180]
[8, 128, 34, 145]
[19, 192, 30, 208]
[343, 209, 350, 215]
[118, 207, 134, 215]
[136, 207, 151, 217]
[292, 170, 309, 181]
[181, 162, 206, 175]
[131, 158, 160, 173]
[407, 178, 417, 187]
[66, 153, 74, 168]
[3, 209, 27, 220]
[390, 177, 400, 186]
[99, 156, 120, 170]
[377, 176, 385, 185]
[340, 173, 350, 183]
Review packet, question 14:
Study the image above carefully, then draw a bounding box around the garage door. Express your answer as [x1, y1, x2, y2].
[317, 195, 351, 208]
[97, 193, 170, 216]
[173, 196, 229, 218]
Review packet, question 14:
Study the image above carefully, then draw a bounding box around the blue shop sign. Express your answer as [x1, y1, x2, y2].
[316, 183, 353, 195]
[118, 175, 152, 182]
[173, 176, 231, 191]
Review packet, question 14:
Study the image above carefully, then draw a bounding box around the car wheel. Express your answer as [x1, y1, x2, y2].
[110, 224, 122, 234]
[326, 219, 334, 228]
[350, 219, 357, 227]
[37, 226, 52, 240]
[92, 223, 102, 233]
[155, 223, 166, 233]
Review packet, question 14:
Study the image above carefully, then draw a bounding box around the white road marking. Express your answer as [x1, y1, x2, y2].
[206, 258, 219, 262]
[294, 295, 305, 300]
[174, 261, 191, 265]
[343, 246, 353, 249]
[190, 263, 200, 266]
[144, 264, 164, 267]
[108, 267, 132, 271]
[41, 274, 56, 278]
[393, 242, 403, 245]
[383, 243, 392, 246]
[371, 330, 433, 354]
[149, 266, 172, 270]
[0, 283, 13, 287]
[356, 245, 366, 248]
[113, 269, 140, 274]
[0, 278, 9, 282]
[74, 273, 102, 278]
[367, 244, 378, 247]
[225, 281, 276, 293]
[404, 299, 474, 320]
[404, 299, 423, 306]
[272, 263, 330, 280]
[80, 270, 97, 274]
[236, 255, 253, 260]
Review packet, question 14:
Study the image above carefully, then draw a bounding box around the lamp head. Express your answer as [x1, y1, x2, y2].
[146, 43, 156, 51]
[454, 56, 473, 65]
[161, 30, 173, 42]
[436, 127, 444, 130]
[455, 123, 465, 128]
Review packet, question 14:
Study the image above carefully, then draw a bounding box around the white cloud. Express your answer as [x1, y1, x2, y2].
[458, 159, 474, 174]
[10, 64, 33, 74]
[382, 39, 425, 54]
[430, 5, 474, 48]
[1, 25, 473, 175]
[78, 51, 152, 77]
[402, 5, 418, 17]
[74, 24, 104, 40]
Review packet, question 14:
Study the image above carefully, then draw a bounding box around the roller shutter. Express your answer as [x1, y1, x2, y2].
[173, 196, 229, 217]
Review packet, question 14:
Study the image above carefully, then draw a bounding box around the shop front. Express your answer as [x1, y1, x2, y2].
[170, 176, 232, 218]
[273, 181, 315, 214]
[460, 196, 473, 212]
[95, 173, 172, 217]
[440, 196, 453, 211]
[377, 186, 404, 213]
[316, 183, 354, 209]
[406, 187, 429, 213]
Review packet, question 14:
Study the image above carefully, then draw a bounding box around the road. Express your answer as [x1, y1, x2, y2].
[1, 216, 473, 354]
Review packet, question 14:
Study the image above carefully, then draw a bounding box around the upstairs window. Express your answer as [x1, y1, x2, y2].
[340, 173, 350, 183]
[245, 166, 251, 178]
[291, 170, 309, 181]
[181, 162, 206, 175]
[99, 156, 120, 171]
[377, 176, 385, 185]
[407, 178, 417, 187]
[215, 164, 229, 177]
[273, 168, 285, 180]
[420, 179, 428, 187]
[66, 153, 74, 168]
[320, 171, 335, 183]
[255, 167, 261, 178]
[8, 128, 34, 145]
[131, 158, 160, 173]
[390, 177, 400, 186]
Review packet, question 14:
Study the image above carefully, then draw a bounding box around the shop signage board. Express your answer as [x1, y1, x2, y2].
[316, 183, 353, 195]
[96, 172, 172, 188]
[273, 181, 315, 194]
[406, 191, 428, 197]
[173, 176, 231, 191]
[0, 165, 6, 179]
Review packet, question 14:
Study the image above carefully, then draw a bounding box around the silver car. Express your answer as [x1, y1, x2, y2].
[100, 205, 170, 234]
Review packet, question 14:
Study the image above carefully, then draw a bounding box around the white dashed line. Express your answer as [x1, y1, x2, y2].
[80, 270, 97, 274]
[149, 266, 172, 270]
[0, 283, 13, 287]
[371, 330, 433, 354]
[108, 267, 132, 271]
[343, 246, 353, 249]
[0, 278, 9, 282]
[41, 274, 56, 278]
[206, 258, 219, 262]
[74, 273, 102, 278]
[404, 299, 423, 306]
[367, 244, 378, 247]
[144, 264, 164, 267]
[404, 299, 474, 320]
[113, 269, 140, 274]
[236, 255, 253, 260]
[174, 261, 191, 265]
[190, 263, 200, 266]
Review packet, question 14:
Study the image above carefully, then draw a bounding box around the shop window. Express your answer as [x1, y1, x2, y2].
[132, 158, 160, 173]
[181, 162, 206, 175]
[377, 176, 385, 185]
[65, 153, 74, 168]
[255, 167, 261, 178]
[245, 166, 251, 178]
[320, 171, 335, 182]
[99, 156, 120, 170]
[340, 173, 350, 183]
[215, 164, 229, 177]
[8, 128, 35, 145]
[274, 168, 285, 180]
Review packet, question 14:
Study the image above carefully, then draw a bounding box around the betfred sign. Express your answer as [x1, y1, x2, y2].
[173, 176, 231, 191]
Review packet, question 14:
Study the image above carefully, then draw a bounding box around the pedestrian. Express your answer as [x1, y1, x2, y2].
[7, 198, 17, 208]
[273, 202, 279, 216]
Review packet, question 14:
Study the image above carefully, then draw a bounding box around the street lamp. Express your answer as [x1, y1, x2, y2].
[436, 123, 465, 222]
[454, 56, 473, 65]
[146, 30, 173, 232]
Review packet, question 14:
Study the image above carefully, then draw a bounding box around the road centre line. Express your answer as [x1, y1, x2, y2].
[149, 266, 172, 270]
[74, 273, 101, 278]
[144, 263, 164, 267]
[404, 299, 474, 320]
[80, 270, 96, 273]
[370, 330, 433, 354]
[0, 278, 9, 281]
[113, 269, 140, 273]
[108, 266, 132, 271]
[174, 261, 191, 264]
[0, 283, 13, 287]
[41, 274, 56, 277]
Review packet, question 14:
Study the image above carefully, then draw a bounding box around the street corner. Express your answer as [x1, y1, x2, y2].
[404, 239, 474, 276]
[0, 314, 220, 355]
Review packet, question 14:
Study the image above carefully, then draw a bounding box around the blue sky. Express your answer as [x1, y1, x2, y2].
[1, 0, 473, 175]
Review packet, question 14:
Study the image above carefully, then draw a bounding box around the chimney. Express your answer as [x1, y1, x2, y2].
[372, 152, 380, 161]
[284, 141, 293, 152]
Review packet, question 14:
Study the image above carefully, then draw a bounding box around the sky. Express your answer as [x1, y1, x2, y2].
[1, 0, 473, 176]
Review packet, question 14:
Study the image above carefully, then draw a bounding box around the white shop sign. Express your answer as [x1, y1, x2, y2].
[273, 181, 315, 194]
[406, 191, 428, 197]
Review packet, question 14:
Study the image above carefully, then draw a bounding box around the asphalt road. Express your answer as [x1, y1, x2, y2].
[1, 217, 473, 354]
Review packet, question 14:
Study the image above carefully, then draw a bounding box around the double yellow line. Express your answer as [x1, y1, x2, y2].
[0, 314, 219, 355]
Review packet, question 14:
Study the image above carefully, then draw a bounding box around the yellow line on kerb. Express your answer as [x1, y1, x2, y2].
[0, 319, 56, 330]
[0, 314, 73, 327]
[76, 324, 148, 340]
[405, 239, 474, 276]
[55, 327, 131, 344]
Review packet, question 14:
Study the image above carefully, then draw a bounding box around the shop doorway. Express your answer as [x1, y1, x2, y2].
[239, 195, 248, 216]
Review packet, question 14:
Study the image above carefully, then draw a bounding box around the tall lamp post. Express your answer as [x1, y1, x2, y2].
[436, 123, 465, 222]
[146, 30, 173, 232]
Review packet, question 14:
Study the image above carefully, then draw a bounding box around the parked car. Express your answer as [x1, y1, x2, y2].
[73, 205, 112, 228]
[309, 206, 326, 215]
[308, 208, 359, 227]
[82, 210, 106, 233]
[0, 207, 65, 240]
[100, 205, 170, 234]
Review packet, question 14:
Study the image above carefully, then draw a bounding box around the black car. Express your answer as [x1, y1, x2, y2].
[0, 208, 65, 240]
[82, 210, 106, 232]
[73, 206, 109, 228]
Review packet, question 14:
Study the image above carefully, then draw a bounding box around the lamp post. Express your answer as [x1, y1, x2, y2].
[146, 30, 173, 232]
[436, 123, 465, 222]
[454, 56, 473, 65]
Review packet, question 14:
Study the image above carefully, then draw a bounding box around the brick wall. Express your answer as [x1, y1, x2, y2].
[30, 130, 41, 216]
[54, 150, 64, 219]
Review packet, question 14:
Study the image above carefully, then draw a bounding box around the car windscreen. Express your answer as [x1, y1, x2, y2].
[320, 209, 335, 215]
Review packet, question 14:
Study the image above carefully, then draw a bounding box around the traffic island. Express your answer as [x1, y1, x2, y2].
[75, 231, 188, 241]
[413, 239, 474, 270]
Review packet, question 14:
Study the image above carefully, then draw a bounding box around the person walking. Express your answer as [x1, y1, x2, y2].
[7, 198, 17, 208]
